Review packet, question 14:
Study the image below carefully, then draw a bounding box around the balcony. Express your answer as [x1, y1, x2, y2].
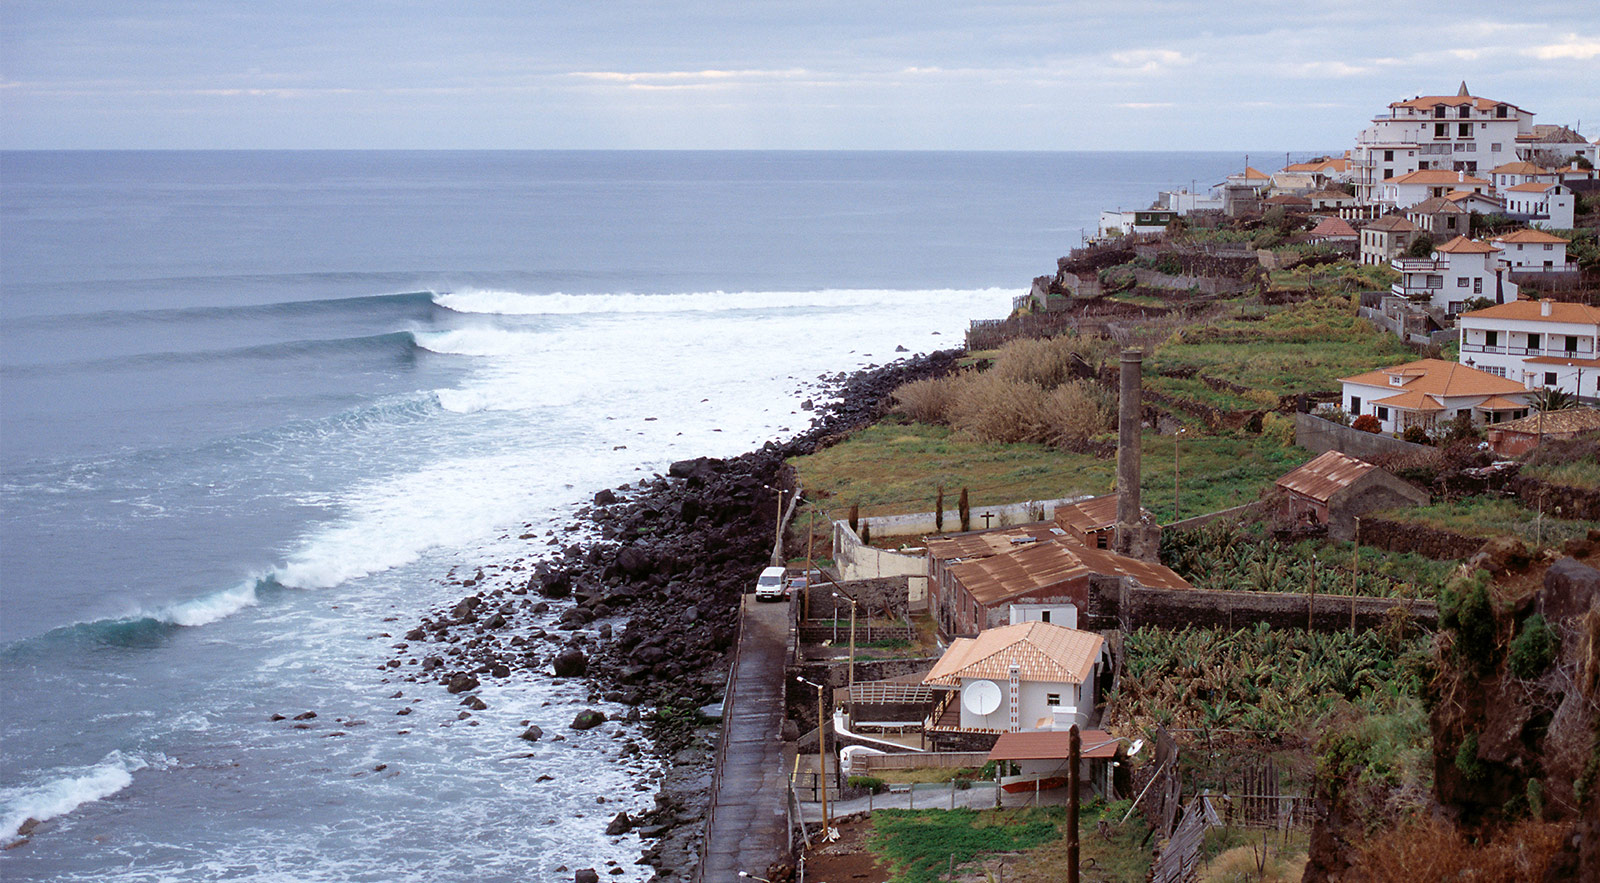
[1461, 342, 1595, 358]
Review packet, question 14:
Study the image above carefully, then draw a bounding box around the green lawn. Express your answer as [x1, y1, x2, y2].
[1379, 497, 1600, 548]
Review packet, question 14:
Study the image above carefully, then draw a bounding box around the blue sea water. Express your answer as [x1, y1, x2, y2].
[0, 150, 1243, 881]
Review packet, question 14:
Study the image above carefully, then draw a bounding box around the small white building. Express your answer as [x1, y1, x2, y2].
[1390, 235, 1518, 314]
[923, 620, 1103, 735]
[1377, 168, 1493, 209]
[1458, 299, 1600, 400]
[1492, 229, 1574, 272]
[1156, 188, 1225, 214]
[1097, 209, 1176, 239]
[1225, 166, 1272, 194]
[1443, 190, 1506, 215]
[1502, 181, 1576, 229]
[1340, 358, 1533, 435]
[1359, 214, 1422, 266]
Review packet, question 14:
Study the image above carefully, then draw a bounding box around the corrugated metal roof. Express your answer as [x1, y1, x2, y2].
[924, 621, 1103, 686]
[1053, 495, 1121, 535]
[924, 523, 1066, 562]
[949, 537, 1192, 607]
[988, 729, 1121, 761]
[1275, 450, 1376, 503]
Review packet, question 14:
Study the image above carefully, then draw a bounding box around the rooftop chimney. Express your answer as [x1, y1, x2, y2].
[1541, 298, 1553, 316]
[1458, 170, 1465, 182]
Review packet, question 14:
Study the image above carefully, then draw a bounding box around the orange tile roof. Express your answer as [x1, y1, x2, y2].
[1364, 215, 1419, 232]
[924, 621, 1103, 686]
[1307, 189, 1356, 201]
[1477, 395, 1532, 410]
[1408, 196, 1469, 214]
[1434, 235, 1498, 254]
[1489, 161, 1549, 175]
[989, 729, 1121, 760]
[1389, 93, 1510, 112]
[1239, 166, 1270, 180]
[1494, 229, 1570, 244]
[1390, 169, 1491, 186]
[1525, 356, 1600, 368]
[1444, 190, 1503, 204]
[1370, 390, 1447, 411]
[1341, 359, 1531, 398]
[1459, 300, 1600, 324]
[1276, 451, 1376, 502]
[1309, 217, 1357, 238]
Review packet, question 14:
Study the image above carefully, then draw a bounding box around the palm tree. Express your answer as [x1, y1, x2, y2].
[1532, 386, 1576, 412]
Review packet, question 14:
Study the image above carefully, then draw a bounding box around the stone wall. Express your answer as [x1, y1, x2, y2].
[803, 575, 911, 618]
[1295, 413, 1433, 460]
[1133, 267, 1247, 295]
[1081, 575, 1438, 633]
[1510, 475, 1600, 521]
[1358, 517, 1486, 560]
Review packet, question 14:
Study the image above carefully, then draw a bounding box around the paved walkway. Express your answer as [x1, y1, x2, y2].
[698, 596, 792, 882]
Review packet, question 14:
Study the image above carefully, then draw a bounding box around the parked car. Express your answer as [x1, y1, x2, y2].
[754, 566, 787, 601]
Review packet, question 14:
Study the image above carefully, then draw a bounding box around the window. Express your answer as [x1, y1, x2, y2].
[1383, 168, 1394, 180]
[1483, 366, 1507, 378]
[1457, 277, 1470, 288]
[1474, 278, 1483, 294]
[1435, 123, 1448, 138]
[1041, 611, 1051, 624]
[1528, 333, 1541, 351]
[1491, 143, 1502, 152]
[1566, 335, 1580, 353]
[1459, 106, 1470, 119]
[1545, 372, 1558, 386]
[1497, 105, 1508, 118]
[1046, 693, 1061, 707]
[1435, 106, 1447, 119]
[1377, 406, 1389, 421]
[1350, 396, 1362, 414]
[1459, 123, 1471, 137]
[1095, 532, 1108, 549]
[1384, 150, 1394, 161]
[1485, 330, 1498, 346]
[1544, 243, 1554, 251]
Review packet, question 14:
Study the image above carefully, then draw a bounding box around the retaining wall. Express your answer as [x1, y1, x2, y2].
[1295, 413, 1433, 460]
[1080, 576, 1437, 633]
[1510, 476, 1600, 521]
[1359, 517, 1486, 560]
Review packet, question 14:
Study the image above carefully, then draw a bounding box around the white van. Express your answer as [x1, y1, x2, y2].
[754, 566, 787, 601]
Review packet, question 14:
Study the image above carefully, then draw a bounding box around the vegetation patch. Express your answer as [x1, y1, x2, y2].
[1380, 497, 1600, 548]
[867, 807, 1063, 883]
[1162, 522, 1455, 599]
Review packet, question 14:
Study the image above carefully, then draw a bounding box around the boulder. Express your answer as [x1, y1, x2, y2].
[553, 648, 588, 678]
[446, 673, 479, 694]
[519, 725, 544, 742]
[575, 870, 600, 883]
[605, 811, 633, 836]
[460, 695, 488, 711]
[571, 709, 607, 731]
[593, 488, 618, 506]
[1540, 557, 1600, 622]
[1465, 536, 1532, 575]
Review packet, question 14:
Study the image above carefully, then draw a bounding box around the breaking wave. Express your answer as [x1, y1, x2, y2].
[434, 286, 1010, 317]
[0, 751, 162, 838]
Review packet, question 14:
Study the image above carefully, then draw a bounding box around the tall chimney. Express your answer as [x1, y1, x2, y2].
[1116, 349, 1143, 527]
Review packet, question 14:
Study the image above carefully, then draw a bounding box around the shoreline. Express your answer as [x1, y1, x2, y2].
[396, 348, 963, 880]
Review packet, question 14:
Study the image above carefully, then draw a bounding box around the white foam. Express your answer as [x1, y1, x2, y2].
[412, 327, 537, 358]
[0, 751, 151, 837]
[151, 579, 261, 627]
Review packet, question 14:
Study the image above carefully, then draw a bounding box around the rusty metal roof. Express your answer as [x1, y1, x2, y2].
[924, 522, 1067, 562]
[988, 729, 1121, 761]
[1052, 495, 1122, 535]
[1275, 450, 1376, 502]
[924, 621, 1103, 686]
[949, 537, 1192, 607]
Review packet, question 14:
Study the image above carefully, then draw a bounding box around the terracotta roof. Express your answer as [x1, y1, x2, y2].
[1265, 194, 1311, 205]
[1364, 215, 1419, 232]
[1276, 451, 1376, 502]
[1390, 169, 1490, 186]
[1434, 235, 1498, 254]
[924, 621, 1103, 686]
[1341, 358, 1531, 398]
[1507, 180, 1562, 193]
[1370, 389, 1447, 411]
[1052, 495, 1121, 536]
[1389, 94, 1507, 112]
[1308, 217, 1357, 238]
[947, 537, 1192, 608]
[1444, 190, 1503, 205]
[1459, 300, 1600, 324]
[1408, 196, 1468, 214]
[1494, 229, 1570, 244]
[925, 523, 1069, 562]
[1490, 161, 1550, 175]
[1529, 124, 1587, 144]
[1238, 166, 1270, 180]
[989, 729, 1121, 761]
[1307, 189, 1356, 201]
[1486, 408, 1600, 435]
[1477, 395, 1532, 410]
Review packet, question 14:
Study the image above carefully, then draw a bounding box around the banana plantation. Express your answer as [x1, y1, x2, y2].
[1160, 522, 1456, 599]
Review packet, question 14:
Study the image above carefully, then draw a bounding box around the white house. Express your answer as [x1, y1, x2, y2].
[1156, 188, 1225, 214]
[1340, 358, 1533, 435]
[1517, 124, 1598, 167]
[1352, 83, 1535, 204]
[1404, 196, 1471, 239]
[1458, 299, 1600, 401]
[1359, 214, 1422, 266]
[1098, 209, 1176, 239]
[1443, 190, 1506, 215]
[923, 620, 1103, 735]
[1492, 229, 1575, 272]
[1488, 160, 1553, 191]
[1376, 168, 1492, 209]
[1390, 235, 1518, 314]
[1225, 166, 1272, 193]
[1503, 181, 1576, 229]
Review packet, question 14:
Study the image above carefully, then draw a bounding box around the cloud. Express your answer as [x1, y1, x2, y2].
[1116, 102, 1174, 109]
[566, 68, 813, 90]
[1525, 34, 1600, 60]
[1107, 49, 1190, 74]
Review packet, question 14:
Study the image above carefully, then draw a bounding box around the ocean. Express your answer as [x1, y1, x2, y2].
[0, 149, 1241, 881]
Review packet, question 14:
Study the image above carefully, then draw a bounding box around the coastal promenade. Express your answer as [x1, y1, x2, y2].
[697, 595, 791, 882]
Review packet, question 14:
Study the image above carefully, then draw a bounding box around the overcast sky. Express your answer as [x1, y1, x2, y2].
[3, 1, 1597, 151]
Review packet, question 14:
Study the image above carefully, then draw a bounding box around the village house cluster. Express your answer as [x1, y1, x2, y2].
[1106, 83, 1599, 436]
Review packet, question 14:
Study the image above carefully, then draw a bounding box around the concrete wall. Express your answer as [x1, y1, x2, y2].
[842, 497, 1089, 540]
[803, 576, 910, 617]
[832, 524, 929, 582]
[1295, 413, 1433, 460]
[1165, 500, 1271, 533]
[1080, 575, 1438, 633]
[855, 752, 990, 772]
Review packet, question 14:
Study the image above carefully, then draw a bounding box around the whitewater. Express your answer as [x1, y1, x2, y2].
[0, 149, 1239, 881]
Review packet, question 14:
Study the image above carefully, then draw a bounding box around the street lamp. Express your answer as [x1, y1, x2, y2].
[796, 676, 830, 833]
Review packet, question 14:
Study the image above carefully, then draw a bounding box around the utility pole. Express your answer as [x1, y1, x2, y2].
[1067, 724, 1081, 883]
[1173, 428, 1182, 523]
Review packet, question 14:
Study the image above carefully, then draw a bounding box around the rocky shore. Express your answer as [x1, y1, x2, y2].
[388, 348, 961, 880]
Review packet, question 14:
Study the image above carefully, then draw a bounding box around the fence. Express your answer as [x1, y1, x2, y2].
[854, 751, 990, 772]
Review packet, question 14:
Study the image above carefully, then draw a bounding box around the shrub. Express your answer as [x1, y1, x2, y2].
[1406, 234, 1435, 259]
[892, 376, 960, 423]
[992, 334, 1114, 390]
[1402, 425, 1431, 445]
[847, 775, 886, 794]
[1352, 414, 1382, 433]
[1508, 614, 1558, 679]
[1260, 412, 1296, 448]
[1440, 571, 1497, 671]
[1455, 731, 1486, 782]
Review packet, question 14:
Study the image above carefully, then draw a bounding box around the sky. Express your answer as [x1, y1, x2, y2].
[2, 1, 1597, 151]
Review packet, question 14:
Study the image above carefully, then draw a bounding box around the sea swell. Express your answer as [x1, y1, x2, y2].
[434, 285, 1011, 316]
[0, 750, 164, 839]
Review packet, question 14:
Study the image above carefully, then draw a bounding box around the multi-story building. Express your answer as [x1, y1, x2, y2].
[1458, 299, 1600, 401]
[1502, 181, 1577, 229]
[1389, 235, 1518, 314]
[1352, 83, 1535, 204]
[1488, 160, 1553, 191]
[1376, 168, 1492, 209]
[1358, 214, 1421, 266]
[1491, 229, 1574, 272]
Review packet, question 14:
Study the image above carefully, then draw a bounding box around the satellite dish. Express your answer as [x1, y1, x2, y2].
[1128, 739, 1145, 757]
[962, 680, 1002, 716]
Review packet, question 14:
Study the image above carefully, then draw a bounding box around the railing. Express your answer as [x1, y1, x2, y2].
[692, 596, 749, 883]
[1462, 343, 1595, 357]
[922, 689, 957, 733]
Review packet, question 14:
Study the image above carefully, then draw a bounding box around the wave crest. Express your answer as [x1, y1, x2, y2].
[435, 286, 1010, 317]
[1, 751, 160, 838]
